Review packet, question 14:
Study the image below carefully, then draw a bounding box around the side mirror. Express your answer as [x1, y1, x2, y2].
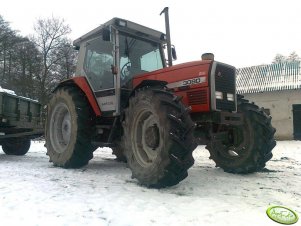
[102, 28, 111, 41]
[171, 45, 177, 60]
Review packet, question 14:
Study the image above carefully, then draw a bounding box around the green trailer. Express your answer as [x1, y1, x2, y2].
[0, 90, 43, 155]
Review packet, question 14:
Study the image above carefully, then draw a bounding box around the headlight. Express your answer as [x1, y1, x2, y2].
[215, 91, 223, 100]
[227, 93, 234, 101]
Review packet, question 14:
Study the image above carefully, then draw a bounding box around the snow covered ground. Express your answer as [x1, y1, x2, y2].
[0, 141, 300, 226]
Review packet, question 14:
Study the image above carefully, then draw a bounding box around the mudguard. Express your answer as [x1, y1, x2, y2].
[55, 77, 101, 116]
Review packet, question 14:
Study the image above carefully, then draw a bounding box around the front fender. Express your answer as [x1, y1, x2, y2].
[132, 80, 168, 94]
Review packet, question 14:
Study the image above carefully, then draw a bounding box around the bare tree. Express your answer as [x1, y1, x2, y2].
[272, 54, 286, 64]
[11, 38, 42, 99]
[1, 15, 76, 103]
[55, 39, 77, 81]
[31, 16, 71, 105]
[0, 15, 18, 84]
[287, 51, 300, 62]
[272, 52, 300, 64]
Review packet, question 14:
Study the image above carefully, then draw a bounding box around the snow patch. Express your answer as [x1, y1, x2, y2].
[0, 141, 300, 225]
[0, 86, 16, 95]
[0, 86, 38, 102]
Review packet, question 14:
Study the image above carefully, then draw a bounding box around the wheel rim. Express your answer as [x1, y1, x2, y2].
[49, 102, 72, 154]
[218, 120, 251, 160]
[132, 108, 161, 168]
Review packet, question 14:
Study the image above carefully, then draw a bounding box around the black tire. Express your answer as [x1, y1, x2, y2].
[2, 138, 31, 155]
[112, 140, 127, 162]
[45, 86, 95, 168]
[206, 96, 276, 173]
[123, 87, 197, 188]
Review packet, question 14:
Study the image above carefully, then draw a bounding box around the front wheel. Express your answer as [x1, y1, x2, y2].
[45, 86, 96, 168]
[123, 87, 197, 188]
[2, 138, 31, 155]
[206, 97, 276, 173]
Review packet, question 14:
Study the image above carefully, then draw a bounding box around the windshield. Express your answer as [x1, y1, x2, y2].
[119, 33, 164, 84]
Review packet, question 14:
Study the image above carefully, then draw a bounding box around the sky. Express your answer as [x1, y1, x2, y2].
[1, 0, 300, 68]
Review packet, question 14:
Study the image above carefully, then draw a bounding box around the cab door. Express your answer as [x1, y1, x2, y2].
[82, 32, 119, 116]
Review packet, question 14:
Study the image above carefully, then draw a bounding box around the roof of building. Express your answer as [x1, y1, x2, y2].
[236, 61, 301, 94]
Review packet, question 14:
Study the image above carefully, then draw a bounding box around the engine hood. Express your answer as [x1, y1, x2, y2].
[133, 60, 214, 88]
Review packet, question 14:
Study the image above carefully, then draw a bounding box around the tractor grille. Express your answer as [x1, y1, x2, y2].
[214, 63, 236, 111]
[187, 90, 207, 105]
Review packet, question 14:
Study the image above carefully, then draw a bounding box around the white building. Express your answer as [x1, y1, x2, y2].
[236, 61, 301, 140]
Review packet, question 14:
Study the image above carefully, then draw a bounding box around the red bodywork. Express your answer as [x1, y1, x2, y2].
[60, 77, 101, 116]
[133, 60, 213, 113]
[67, 60, 212, 116]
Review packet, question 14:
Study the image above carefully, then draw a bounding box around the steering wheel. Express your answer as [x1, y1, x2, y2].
[121, 62, 131, 80]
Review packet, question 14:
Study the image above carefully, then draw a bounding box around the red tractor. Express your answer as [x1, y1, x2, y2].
[45, 8, 276, 188]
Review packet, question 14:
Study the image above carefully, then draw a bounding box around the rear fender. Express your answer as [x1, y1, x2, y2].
[55, 77, 101, 116]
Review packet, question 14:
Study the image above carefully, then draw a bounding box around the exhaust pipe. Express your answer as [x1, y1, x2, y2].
[160, 7, 173, 67]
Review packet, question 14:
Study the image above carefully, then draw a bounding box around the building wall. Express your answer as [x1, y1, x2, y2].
[242, 90, 301, 140]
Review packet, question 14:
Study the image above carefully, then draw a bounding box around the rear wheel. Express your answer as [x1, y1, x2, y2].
[45, 86, 96, 168]
[206, 96, 276, 173]
[123, 87, 197, 188]
[2, 138, 31, 155]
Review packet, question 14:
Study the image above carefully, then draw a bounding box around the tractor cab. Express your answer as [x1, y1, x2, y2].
[73, 18, 168, 115]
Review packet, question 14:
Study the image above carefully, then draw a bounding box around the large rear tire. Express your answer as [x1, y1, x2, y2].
[2, 138, 31, 155]
[206, 96, 276, 173]
[45, 86, 95, 168]
[123, 87, 197, 188]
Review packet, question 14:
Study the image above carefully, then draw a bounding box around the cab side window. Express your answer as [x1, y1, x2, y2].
[83, 37, 114, 91]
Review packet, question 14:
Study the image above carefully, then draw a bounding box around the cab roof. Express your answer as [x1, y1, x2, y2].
[73, 17, 166, 47]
